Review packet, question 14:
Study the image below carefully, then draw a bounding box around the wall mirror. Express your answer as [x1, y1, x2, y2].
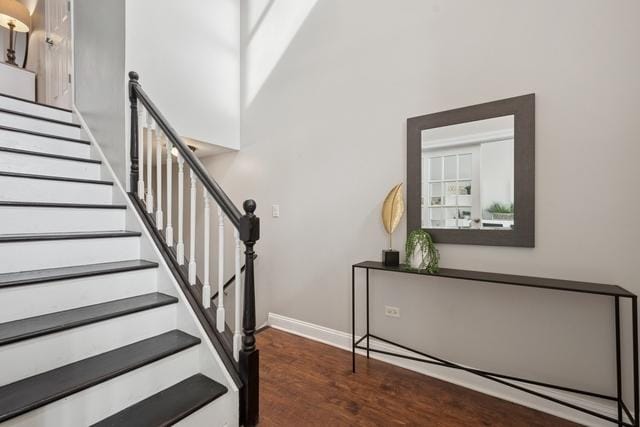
[407, 94, 535, 247]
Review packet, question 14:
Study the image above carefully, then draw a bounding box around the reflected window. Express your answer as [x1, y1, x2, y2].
[423, 153, 473, 228]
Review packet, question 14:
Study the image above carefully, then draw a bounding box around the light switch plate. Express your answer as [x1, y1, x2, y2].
[272, 204, 280, 218]
[385, 306, 400, 318]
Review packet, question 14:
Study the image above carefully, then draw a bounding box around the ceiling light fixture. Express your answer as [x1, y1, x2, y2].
[171, 145, 197, 158]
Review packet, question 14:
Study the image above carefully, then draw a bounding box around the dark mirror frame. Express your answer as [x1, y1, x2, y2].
[407, 94, 535, 247]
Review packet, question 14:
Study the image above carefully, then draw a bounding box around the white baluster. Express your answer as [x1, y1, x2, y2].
[217, 206, 225, 332]
[176, 155, 185, 264]
[137, 108, 145, 197]
[165, 139, 173, 246]
[156, 133, 164, 229]
[188, 170, 197, 285]
[145, 114, 154, 213]
[203, 193, 212, 309]
[233, 229, 242, 361]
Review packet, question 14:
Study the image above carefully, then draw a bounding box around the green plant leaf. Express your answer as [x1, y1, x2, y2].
[405, 229, 440, 273]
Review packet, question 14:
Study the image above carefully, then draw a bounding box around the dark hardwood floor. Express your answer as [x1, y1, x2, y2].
[257, 328, 581, 426]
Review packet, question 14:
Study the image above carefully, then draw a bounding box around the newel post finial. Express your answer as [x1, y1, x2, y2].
[243, 199, 257, 215]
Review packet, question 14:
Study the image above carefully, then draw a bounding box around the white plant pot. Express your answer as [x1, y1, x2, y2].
[409, 248, 427, 269]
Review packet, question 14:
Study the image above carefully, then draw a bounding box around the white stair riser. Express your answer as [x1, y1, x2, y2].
[0, 112, 82, 139]
[0, 305, 176, 385]
[175, 392, 236, 427]
[0, 176, 113, 204]
[0, 269, 158, 323]
[0, 151, 101, 180]
[0, 206, 126, 234]
[0, 129, 90, 158]
[0, 237, 140, 273]
[0, 97, 73, 122]
[2, 346, 200, 427]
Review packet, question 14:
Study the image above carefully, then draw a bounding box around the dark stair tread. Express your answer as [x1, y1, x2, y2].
[0, 293, 178, 346]
[0, 107, 81, 127]
[0, 230, 141, 243]
[0, 92, 73, 113]
[0, 171, 113, 185]
[0, 259, 158, 288]
[0, 330, 200, 423]
[0, 146, 101, 164]
[0, 201, 126, 209]
[0, 124, 89, 144]
[92, 374, 227, 427]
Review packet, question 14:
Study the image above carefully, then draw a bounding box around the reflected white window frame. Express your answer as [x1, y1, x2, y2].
[423, 145, 480, 229]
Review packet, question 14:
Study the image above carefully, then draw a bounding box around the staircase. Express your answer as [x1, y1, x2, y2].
[0, 93, 241, 426]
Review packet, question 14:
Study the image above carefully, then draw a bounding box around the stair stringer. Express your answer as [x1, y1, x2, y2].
[72, 107, 240, 427]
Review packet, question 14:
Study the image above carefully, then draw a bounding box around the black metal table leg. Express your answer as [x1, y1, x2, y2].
[633, 296, 638, 427]
[352, 265, 356, 373]
[615, 297, 622, 426]
[366, 268, 370, 359]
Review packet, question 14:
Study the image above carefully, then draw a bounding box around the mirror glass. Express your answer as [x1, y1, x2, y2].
[421, 115, 514, 230]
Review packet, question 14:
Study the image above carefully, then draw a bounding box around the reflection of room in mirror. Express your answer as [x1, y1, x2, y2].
[421, 115, 514, 230]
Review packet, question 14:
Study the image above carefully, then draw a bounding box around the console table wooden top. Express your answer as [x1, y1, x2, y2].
[353, 261, 635, 298]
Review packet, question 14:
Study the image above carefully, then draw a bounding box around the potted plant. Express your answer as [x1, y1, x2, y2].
[487, 202, 514, 221]
[405, 229, 440, 273]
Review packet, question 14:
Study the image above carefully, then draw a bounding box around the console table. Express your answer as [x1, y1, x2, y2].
[351, 261, 638, 427]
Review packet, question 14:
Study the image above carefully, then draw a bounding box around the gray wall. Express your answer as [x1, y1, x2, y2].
[125, 0, 241, 151]
[74, 0, 127, 186]
[201, 0, 640, 423]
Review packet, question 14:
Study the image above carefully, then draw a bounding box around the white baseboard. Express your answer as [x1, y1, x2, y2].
[267, 312, 620, 427]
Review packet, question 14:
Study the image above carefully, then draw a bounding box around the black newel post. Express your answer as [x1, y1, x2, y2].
[239, 199, 260, 426]
[128, 71, 140, 195]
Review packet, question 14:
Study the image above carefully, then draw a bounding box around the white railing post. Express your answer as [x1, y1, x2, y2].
[176, 155, 185, 264]
[137, 108, 145, 197]
[156, 133, 164, 229]
[165, 139, 173, 246]
[233, 229, 242, 361]
[217, 206, 226, 332]
[145, 114, 154, 213]
[203, 193, 212, 308]
[188, 169, 197, 285]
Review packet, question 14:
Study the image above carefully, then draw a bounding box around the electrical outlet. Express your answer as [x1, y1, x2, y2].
[272, 204, 280, 218]
[385, 306, 400, 318]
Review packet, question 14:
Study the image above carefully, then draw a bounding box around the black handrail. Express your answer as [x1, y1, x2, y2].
[211, 255, 258, 301]
[128, 72, 242, 228]
[128, 71, 260, 426]
[213, 266, 246, 301]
